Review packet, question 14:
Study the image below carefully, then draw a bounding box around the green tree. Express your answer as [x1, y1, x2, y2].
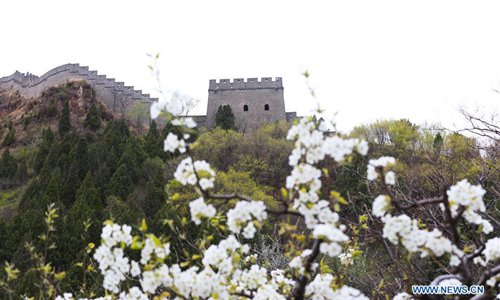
[41, 168, 62, 208]
[192, 128, 243, 171]
[14, 160, 28, 183]
[58, 100, 72, 137]
[144, 120, 161, 158]
[61, 160, 81, 208]
[215, 104, 236, 130]
[34, 128, 55, 173]
[84, 102, 101, 131]
[0, 150, 18, 179]
[106, 164, 134, 200]
[117, 137, 146, 181]
[143, 159, 166, 218]
[68, 172, 103, 236]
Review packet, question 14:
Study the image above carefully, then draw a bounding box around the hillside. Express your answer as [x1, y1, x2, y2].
[0, 81, 116, 149]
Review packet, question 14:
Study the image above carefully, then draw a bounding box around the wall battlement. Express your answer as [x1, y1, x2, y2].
[0, 64, 157, 113]
[209, 77, 283, 91]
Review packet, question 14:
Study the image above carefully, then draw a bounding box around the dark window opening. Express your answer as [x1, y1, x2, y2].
[244, 105, 248, 111]
[264, 104, 269, 111]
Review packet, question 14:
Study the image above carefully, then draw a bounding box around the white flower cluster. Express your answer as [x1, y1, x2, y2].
[367, 156, 396, 182]
[118, 287, 148, 300]
[381, 214, 456, 258]
[202, 235, 249, 270]
[140, 236, 170, 265]
[286, 118, 367, 167]
[286, 118, 366, 232]
[445, 179, 492, 234]
[150, 95, 196, 154]
[483, 237, 500, 264]
[189, 197, 217, 225]
[150, 97, 180, 119]
[140, 264, 172, 294]
[313, 224, 349, 257]
[174, 157, 216, 190]
[372, 195, 391, 217]
[305, 274, 368, 300]
[172, 117, 197, 128]
[338, 248, 355, 266]
[163, 132, 188, 153]
[93, 224, 133, 293]
[150, 94, 199, 121]
[227, 201, 267, 238]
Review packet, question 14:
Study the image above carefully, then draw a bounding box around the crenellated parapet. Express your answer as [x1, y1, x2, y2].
[208, 77, 283, 91]
[0, 64, 157, 110]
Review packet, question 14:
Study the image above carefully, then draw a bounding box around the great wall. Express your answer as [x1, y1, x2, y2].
[0, 64, 299, 133]
[0, 63, 157, 113]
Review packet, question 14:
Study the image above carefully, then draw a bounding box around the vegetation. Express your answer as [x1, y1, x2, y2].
[58, 100, 72, 137]
[215, 104, 236, 130]
[0, 83, 498, 299]
[84, 101, 101, 131]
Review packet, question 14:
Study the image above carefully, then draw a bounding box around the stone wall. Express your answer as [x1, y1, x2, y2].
[206, 77, 289, 133]
[0, 64, 156, 114]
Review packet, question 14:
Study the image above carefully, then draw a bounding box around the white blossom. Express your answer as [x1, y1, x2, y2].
[373, 195, 390, 217]
[385, 171, 396, 185]
[484, 237, 500, 263]
[163, 132, 186, 153]
[189, 197, 216, 225]
[118, 287, 148, 300]
[174, 157, 215, 190]
[305, 274, 368, 300]
[227, 201, 267, 238]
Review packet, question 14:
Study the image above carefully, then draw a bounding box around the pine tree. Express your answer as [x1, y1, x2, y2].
[44, 141, 60, 170]
[58, 100, 72, 137]
[18, 179, 42, 211]
[215, 104, 236, 130]
[102, 119, 130, 152]
[144, 120, 161, 158]
[143, 168, 166, 218]
[41, 168, 62, 208]
[14, 160, 28, 183]
[117, 137, 146, 181]
[34, 128, 55, 173]
[433, 133, 444, 150]
[84, 102, 101, 131]
[0, 150, 18, 179]
[69, 173, 103, 233]
[61, 160, 80, 208]
[69, 138, 89, 180]
[106, 164, 134, 200]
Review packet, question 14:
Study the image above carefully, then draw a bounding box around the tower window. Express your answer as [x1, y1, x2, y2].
[244, 104, 248, 111]
[264, 104, 269, 111]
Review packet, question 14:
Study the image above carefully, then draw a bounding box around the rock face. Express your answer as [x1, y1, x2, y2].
[201, 78, 298, 133]
[0, 64, 156, 114]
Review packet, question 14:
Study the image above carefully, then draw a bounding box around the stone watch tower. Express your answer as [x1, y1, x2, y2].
[205, 77, 289, 133]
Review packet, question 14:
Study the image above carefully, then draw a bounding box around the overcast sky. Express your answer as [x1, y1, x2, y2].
[1, 0, 499, 133]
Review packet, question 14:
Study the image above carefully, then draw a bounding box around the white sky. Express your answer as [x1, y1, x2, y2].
[1, 0, 499, 133]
